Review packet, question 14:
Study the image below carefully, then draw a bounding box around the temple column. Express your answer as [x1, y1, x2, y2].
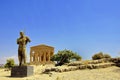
[41, 52, 43, 62]
[35, 54, 37, 62]
[39, 53, 41, 62]
[48, 51, 50, 61]
[33, 55, 35, 62]
[36, 50, 39, 63]
[30, 55, 32, 63]
[30, 55, 33, 62]
[43, 52, 46, 62]
[37, 54, 39, 62]
[30, 50, 32, 63]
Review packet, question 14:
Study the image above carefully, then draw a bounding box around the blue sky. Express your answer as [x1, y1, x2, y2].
[0, 0, 120, 64]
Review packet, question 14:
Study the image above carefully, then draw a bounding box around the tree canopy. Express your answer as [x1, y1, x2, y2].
[4, 58, 15, 68]
[51, 49, 82, 65]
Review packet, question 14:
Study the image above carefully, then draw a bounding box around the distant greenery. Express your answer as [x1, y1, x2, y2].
[104, 54, 111, 58]
[51, 49, 82, 64]
[92, 52, 111, 60]
[4, 58, 15, 68]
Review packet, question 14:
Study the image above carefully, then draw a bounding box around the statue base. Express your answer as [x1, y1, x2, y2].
[11, 66, 33, 77]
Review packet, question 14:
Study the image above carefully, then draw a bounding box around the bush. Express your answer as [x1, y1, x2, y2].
[4, 58, 15, 68]
[104, 54, 111, 58]
[92, 52, 104, 60]
[51, 49, 82, 65]
[92, 52, 111, 60]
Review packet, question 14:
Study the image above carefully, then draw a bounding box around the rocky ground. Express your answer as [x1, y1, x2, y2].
[0, 64, 120, 80]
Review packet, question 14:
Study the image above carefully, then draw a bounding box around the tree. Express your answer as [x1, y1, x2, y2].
[51, 49, 82, 65]
[4, 58, 15, 68]
[92, 52, 111, 60]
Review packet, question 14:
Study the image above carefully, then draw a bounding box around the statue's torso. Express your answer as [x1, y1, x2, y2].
[17, 36, 27, 50]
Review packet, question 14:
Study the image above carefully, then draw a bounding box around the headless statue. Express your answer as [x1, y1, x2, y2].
[17, 31, 31, 66]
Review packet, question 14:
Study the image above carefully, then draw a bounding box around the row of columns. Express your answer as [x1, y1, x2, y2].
[30, 50, 52, 63]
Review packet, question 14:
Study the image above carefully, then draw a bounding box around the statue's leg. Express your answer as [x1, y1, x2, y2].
[18, 50, 22, 66]
[23, 48, 26, 65]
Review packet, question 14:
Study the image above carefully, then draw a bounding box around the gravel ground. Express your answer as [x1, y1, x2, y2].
[0, 66, 120, 80]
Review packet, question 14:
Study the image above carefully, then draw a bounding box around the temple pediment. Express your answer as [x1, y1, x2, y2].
[31, 44, 54, 49]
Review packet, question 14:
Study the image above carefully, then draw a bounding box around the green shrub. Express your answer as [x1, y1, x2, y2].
[92, 52, 104, 60]
[104, 54, 111, 58]
[51, 49, 82, 64]
[4, 58, 15, 68]
[92, 52, 111, 60]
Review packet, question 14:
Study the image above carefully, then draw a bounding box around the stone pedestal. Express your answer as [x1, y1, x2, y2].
[11, 66, 33, 77]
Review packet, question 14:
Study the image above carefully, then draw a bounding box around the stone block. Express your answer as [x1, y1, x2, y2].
[11, 66, 33, 77]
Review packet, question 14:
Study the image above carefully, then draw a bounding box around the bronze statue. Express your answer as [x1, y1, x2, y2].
[17, 31, 31, 66]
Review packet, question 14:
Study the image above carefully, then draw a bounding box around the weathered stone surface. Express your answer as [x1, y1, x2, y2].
[116, 63, 120, 67]
[11, 66, 33, 77]
[68, 62, 83, 66]
[30, 44, 54, 65]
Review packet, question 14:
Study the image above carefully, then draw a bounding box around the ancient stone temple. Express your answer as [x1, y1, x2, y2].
[30, 44, 54, 64]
